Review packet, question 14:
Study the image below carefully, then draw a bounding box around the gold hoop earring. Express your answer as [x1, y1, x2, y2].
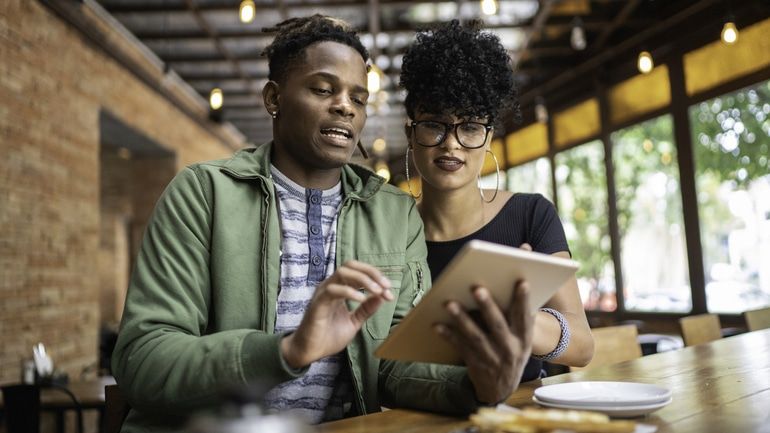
[479, 150, 500, 203]
[405, 147, 422, 199]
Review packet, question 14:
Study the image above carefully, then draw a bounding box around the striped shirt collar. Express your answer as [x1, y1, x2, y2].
[270, 164, 342, 201]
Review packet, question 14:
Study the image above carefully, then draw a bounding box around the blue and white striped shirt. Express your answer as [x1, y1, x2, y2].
[262, 165, 351, 423]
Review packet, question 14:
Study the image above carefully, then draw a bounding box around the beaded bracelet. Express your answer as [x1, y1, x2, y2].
[532, 307, 570, 361]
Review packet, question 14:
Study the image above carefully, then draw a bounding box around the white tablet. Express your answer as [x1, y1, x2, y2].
[374, 239, 578, 365]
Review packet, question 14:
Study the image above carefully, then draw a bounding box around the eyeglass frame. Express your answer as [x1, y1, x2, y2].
[409, 120, 493, 149]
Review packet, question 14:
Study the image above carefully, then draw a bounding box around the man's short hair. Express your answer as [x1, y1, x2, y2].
[262, 14, 370, 82]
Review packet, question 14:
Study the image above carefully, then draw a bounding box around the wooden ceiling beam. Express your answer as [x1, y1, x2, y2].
[102, 0, 546, 13]
[183, 0, 262, 101]
[589, 0, 642, 54]
[129, 15, 631, 40]
[511, 0, 556, 64]
[518, 0, 723, 106]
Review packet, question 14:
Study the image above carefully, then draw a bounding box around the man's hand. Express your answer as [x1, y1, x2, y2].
[281, 260, 393, 369]
[434, 279, 535, 405]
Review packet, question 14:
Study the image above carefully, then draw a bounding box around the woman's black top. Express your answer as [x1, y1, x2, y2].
[425, 193, 570, 381]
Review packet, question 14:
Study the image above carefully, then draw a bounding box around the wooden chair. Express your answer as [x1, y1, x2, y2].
[743, 306, 770, 332]
[571, 324, 642, 371]
[679, 313, 722, 346]
[103, 384, 130, 433]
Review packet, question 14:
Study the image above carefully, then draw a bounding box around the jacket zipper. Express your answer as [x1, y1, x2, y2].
[258, 177, 271, 331]
[337, 197, 367, 414]
[346, 351, 366, 415]
[416, 263, 424, 293]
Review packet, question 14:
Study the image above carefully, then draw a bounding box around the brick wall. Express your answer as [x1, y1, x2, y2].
[0, 0, 240, 386]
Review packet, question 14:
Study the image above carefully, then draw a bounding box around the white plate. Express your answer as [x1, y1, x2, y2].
[532, 396, 672, 418]
[534, 381, 671, 407]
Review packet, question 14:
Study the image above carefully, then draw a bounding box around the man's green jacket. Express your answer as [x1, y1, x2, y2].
[112, 143, 478, 432]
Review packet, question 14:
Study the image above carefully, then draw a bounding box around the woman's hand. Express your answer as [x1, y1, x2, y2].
[435, 281, 535, 405]
[281, 260, 393, 368]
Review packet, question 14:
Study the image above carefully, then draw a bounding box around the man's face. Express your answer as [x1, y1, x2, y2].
[271, 41, 369, 172]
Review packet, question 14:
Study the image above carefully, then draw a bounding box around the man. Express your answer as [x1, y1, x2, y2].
[112, 15, 533, 432]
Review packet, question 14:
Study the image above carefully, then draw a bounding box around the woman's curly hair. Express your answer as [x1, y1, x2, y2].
[262, 14, 369, 82]
[400, 20, 520, 126]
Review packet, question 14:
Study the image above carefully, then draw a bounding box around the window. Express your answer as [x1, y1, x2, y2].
[690, 80, 770, 313]
[554, 141, 616, 311]
[612, 115, 692, 312]
[479, 170, 507, 191]
[505, 157, 552, 201]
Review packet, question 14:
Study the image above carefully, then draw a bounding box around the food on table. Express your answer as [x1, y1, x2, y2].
[470, 407, 636, 433]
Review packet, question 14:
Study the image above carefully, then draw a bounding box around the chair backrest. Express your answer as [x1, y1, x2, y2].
[104, 384, 130, 433]
[571, 324, 642, 371]
[1, 384, 41, 433]
[679, 313, 722, 346]
[743, 307, 770, 332]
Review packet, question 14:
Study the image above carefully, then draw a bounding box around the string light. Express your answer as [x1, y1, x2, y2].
[570, 18, 586, 51]
[637, 51, 653, 74]
[118, 147, 132, 159]
[367, 66, 381, 93]
[481, 0, 497, 16]
[535, 96, 548, 123]
[239, 0, 255, 23]
[375, 161, 391, 181]
[372, 138, 387, 154]
[721, 21, 738, 44]
[209, 88, 223, 110]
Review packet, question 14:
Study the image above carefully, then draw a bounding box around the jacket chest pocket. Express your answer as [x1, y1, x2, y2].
[358, 255, 405, 340]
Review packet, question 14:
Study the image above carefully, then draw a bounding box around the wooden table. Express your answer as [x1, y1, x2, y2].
[319, 328, 770, 433]
[40, 376, 115, 410]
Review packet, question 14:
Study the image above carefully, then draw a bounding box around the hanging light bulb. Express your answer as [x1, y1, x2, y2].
[372, 138, 387, 154]
[209, 88, 223, 110]
[367, 66, 381, 93]
[570, 18, 586, 51]
[239, 0, 256, 23]
[481, 0, 497, 16]
[535, 96, 548, 123]
[721, 21, 738, 44]
[637, 51, 653, 74]
[118, 147, 132, 160]
[375, 161, 391, 182]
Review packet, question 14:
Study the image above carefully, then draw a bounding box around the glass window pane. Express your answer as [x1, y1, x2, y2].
[690, 80, 770, 313]
[479, 170, 506, 191]
[612, 115, 692, 312]
[554, 141, 616, 311]
[505, 157, 552, 201]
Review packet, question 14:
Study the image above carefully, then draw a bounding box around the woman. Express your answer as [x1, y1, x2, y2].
[400, 20, 594, 378]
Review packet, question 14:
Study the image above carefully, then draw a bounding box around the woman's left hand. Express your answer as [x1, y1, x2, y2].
[434, 281, 535, 405]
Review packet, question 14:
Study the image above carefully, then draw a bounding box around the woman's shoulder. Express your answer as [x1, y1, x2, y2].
[500, 191, 555, 212]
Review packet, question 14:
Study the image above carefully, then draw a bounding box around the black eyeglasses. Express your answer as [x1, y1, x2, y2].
[409, 120, 492, 149]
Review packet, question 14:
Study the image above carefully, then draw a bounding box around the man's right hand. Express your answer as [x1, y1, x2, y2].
[280, 260, 393, 369]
